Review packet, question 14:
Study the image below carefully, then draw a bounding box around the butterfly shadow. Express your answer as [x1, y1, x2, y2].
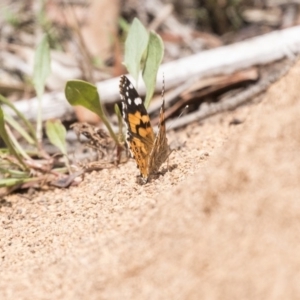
[136, 163, 178, 185]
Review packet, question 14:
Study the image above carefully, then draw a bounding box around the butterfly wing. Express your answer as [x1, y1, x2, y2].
[148, 99, 171, 174]
[119, 75, 155, 180]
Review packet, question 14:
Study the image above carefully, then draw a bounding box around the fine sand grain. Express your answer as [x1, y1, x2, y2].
[1, 60, 300, 299]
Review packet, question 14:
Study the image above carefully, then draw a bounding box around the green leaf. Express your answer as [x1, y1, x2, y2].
[46, 119, 70, 171]
[33, 34, 51, 143]
[65, 80, 102, 116]
[118, 17, 130, 33]
[0, 177, 34, 188]
[33, 34, 51, 99]
[4, 114, 35, 145]
[114, 103, 123, 141]
[45, 120, 67, 156]
[124, 18, 149, 83]
[0, 94, 37, 143]
[143, 31, 164, 108]
[0, 107, 26, 168]
[0, 178, 24, 188]
[0, 167, 29, 177]
[114, 103, 122, 123]
[4, 126, 31, 160]
[65, 80, 119, 144]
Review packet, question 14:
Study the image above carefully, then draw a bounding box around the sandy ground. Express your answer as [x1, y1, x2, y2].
[1, 59, 300, 300]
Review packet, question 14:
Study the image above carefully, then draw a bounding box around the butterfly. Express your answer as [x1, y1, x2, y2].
[119, 75, 171, 183]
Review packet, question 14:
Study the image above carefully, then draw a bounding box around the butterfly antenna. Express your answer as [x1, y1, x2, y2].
[161, 73, 165, 102]
[178, 105, 189, 118]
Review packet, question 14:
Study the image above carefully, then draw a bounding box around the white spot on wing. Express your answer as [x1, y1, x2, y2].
[134, 97, 142, 105]
[128, 98, 132, 105]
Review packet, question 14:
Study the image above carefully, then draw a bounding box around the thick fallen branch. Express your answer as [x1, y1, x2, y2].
[4, 25, 300, 121]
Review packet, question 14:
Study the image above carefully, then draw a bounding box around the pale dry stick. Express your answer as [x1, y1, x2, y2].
[167, 59, 297, 131]
[5, 26, 300, 122]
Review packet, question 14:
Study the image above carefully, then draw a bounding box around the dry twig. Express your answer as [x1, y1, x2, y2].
[3, 26, 300, 122]
[167, 58, 297, 130]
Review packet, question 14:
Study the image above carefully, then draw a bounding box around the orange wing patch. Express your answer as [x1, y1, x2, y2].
[119, 75, 171, 183]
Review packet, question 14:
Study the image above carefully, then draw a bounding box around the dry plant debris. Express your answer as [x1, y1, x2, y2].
[70, 122, 124, 172]
[1, 0, 300, 195]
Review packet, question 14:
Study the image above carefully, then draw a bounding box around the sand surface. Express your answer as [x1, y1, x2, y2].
[1, 60, 300, 299]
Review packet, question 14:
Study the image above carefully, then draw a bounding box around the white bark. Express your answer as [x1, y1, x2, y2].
[4, 25, 300, 121]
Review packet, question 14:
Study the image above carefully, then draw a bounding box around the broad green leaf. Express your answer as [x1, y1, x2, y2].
[143, 31, 164, 108]
[33, 34, 51, 99]
[124, 18, 149, 83]
[65, 80, 102, 115]
[0, 107, 26, 168]
[45, 120, 67, 156]
[65, 80, 118, 143]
